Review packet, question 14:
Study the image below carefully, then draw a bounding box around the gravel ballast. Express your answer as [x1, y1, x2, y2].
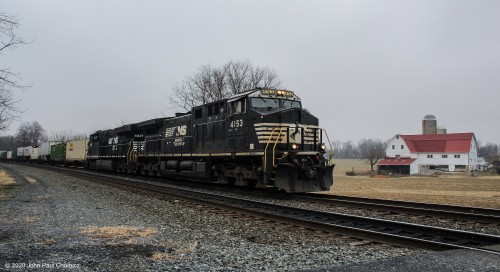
[0, 163, 493, 271]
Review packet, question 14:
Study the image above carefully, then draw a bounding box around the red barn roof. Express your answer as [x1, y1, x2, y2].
[400, 133, 475, 153]
[378, 158, 416, 165]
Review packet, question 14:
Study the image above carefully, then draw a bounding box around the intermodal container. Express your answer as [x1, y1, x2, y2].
[39, 141, 60, 160]
[30, 147, 39, 160]
[17, 147, 24, 157]
[66, 139, 89, 161]
[50, 143, 66, 162]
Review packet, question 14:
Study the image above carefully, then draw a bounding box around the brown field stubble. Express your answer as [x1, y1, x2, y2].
[327, 159, 500, 209]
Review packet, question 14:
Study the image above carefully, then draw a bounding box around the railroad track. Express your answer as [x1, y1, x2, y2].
[7, 162, 500, 225]
[137, 175, 500, 225]
[40, 166, 500, 254]
[291, 193, 500, 224]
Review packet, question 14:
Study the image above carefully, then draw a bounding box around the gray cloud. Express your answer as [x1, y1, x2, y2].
[2, 0, 499, 143]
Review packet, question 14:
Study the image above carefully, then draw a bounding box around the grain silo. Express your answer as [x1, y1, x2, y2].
[437, 126, 447, 134]
[422, 114, 437, 134]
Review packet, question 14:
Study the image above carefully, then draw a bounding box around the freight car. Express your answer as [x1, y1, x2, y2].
[39, 141, 60, 161]
[50, 143, 67, 164]
[65, 139, 88, 166]
[87, 88, 334, 192]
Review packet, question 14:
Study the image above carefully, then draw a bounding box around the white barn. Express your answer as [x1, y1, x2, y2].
[378, 133, 478, 174]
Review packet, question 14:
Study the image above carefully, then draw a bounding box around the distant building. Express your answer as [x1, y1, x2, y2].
[378, 133, 479, 174]
[477, 157, 490, 171]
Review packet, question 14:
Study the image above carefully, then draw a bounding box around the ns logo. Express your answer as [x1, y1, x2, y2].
[176, 125, 187, 136]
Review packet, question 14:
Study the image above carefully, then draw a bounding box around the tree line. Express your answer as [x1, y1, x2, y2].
[333, 139, 500, 167]
[478, 143, 500, 169]
[332, 139, 388, 172]
[0, 121, 86, 151]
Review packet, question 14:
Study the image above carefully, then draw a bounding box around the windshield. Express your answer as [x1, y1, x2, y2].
[251, 97, 280, 109]
[283, 100, 302, 109]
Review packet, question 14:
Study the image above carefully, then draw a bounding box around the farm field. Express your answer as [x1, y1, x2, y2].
[326, 159, 500, 209]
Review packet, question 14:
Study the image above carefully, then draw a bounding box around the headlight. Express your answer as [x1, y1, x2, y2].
[319, 143, 326, 151]
[290, 143, 299, 150]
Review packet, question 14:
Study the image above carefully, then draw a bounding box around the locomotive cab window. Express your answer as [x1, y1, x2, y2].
[250, 97, 279, 109]
[229, 98, 246, 115]
[282, 99, 301, 109]
[207, 102, 223, 116]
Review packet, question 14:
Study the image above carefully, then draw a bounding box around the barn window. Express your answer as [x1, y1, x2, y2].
[401, 145, 404, 149]
[454, 154, 460, 158]
[442, 155, 448, 158]
[427, 155, 433, 158]
[392, 145, 395, 150]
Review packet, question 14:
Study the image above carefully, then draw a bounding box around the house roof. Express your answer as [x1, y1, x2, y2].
[400, 133, 474, 153]
[378, 158, 417, 166]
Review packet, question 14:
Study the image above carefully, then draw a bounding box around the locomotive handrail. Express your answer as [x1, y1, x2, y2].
[126, 142, 132, 163]
[263, 128, 278, 174]
[272, 128, 283, 167]
[321, 129, 334, 166]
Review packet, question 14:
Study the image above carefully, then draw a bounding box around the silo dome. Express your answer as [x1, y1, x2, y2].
[423, 114, 436, 120]
[422, 114, 438, 134]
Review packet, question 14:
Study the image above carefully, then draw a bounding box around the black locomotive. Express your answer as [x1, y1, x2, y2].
[87, 88, 334, 192]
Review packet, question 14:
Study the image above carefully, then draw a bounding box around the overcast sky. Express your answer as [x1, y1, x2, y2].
[2, 0, 499, 144]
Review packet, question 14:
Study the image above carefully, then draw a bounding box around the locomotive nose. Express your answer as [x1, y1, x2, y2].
[278, 108, 306, 123]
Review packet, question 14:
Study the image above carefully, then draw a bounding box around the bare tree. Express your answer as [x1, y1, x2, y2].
[478, 142, 499, 162]
[15, 121, 47, 146]
[358, 138, 386, 173]
[50, 130, 87, 142]
[332, 140, 361, 159]
[0, 135, 16, 150]
[169, 64, 226, 111]
[168, 60, 282, 111]
[223, 60, 281, 95]
[0, 13, 27, 131]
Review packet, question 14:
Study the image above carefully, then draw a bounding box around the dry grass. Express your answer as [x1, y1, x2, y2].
[0, 170, 16, 186]
[149, 241, 198, 261]
[81, 226, 157, 240]
[24, 216, 38, 223]
[25, 176, 37, 184]
[333, 159, 372, 175]
[327, 160, 500, 208]
[0, 170, 17, 200]
[42, 238, 56, 245]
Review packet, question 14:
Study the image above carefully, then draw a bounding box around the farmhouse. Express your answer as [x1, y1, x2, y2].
[379, 133, 479, 174]
[378, 115, 479, 174]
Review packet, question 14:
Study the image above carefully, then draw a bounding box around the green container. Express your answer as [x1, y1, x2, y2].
[12, 150, 17, 159]
[0, 151, 7, 159]
[50, 143, 67, 162]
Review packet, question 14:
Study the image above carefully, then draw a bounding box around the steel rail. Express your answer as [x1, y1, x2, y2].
[6, 162, 499, 225]
[293, 193, 500, 224]
[50, 167, 500, 254]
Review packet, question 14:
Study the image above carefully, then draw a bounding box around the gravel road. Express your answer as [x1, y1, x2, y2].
[0, 163, 458, 271]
